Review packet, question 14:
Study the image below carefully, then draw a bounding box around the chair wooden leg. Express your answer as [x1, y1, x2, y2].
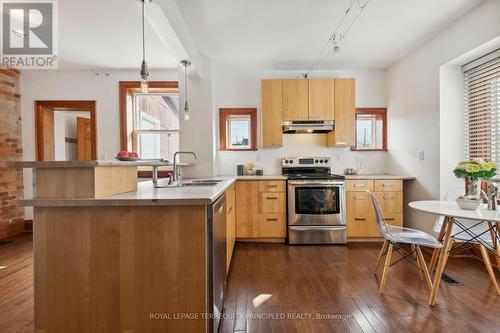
[412, 244, 423, 281]
[429, 216, 454, 306]
[429, 221, 447, 274]
[379, 243, 393, 294]
[373, 240, 388, 274]
[416, 245, 433, 291]
[478, 244, 500, 296]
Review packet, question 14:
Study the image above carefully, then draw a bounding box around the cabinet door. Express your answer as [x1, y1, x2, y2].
[327, 78, 355, 147]
[308, 79, 334, 120]
[282, 79, 309, 121]
[262, 80, 283, 148]
[259, 214, 286, 237]
[235, 181, 259, 238]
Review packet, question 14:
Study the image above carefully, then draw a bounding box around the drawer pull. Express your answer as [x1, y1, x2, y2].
[354, 218, 366, 222]
[227, 207, 232, 215]
[383, 184, 395, 187]
[266, 218, 278, 222]
[383, 195, 396, 200]
[272, 141, 281, 146]
[354, 184, 366, 188]
[354, 196, 366, 200]
[385, 218, 395, 221]
[336, 141, 346, 145]
[266, 185, 278, 188]
[266, 197, 278, 200]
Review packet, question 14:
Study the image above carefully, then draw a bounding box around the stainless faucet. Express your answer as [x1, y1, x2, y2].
[172, 151, 197, 183]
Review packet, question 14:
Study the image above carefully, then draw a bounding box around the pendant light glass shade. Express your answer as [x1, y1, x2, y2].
[139, 0, 149, 93]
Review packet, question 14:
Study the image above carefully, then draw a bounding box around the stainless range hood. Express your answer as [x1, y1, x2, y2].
[282, 120, 334, 134]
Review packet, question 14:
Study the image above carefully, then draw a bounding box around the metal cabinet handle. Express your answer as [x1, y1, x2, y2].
[354, 196, 366, 200]
[271, 141, 281, 146]
[382, 184, 395, 187]
[227, 207, 232, 215]
[266, 218, 278, 222]
[383, 195, 396, 200]
[385, 218, 395, 221]
[266, 184, 278, 188]
[354, 218, 366, 221]
[354, 184, 366, 188]
[266, 196, 278, 200]
[336, 141, 346, 145]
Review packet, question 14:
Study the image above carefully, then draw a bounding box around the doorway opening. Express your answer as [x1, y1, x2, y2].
[35, 101, 97, 161]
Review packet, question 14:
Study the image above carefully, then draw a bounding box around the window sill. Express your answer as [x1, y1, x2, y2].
[219, 148, 258, 151]
[351, 148, 388, 152]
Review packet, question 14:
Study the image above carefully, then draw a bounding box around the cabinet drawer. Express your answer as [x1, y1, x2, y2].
[383, 213, 403, 227]
[346, 192, 374, 214]
[375, 180, 402, 192]
[346, 180, 374, 192]
[347, 214, 379, 238]
[375, 192, 403, 214]
[259, 192, 286, 214]
[258, 214, 286, 237]
[258, 180, 286, 192]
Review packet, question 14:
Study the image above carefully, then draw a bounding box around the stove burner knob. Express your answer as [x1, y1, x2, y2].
[315, 159, 319, 163]
[320, 159, 324, 163]
[284, 160, 289, 164]
[325, 159, 329, 164]
[290, 160, 294, 164]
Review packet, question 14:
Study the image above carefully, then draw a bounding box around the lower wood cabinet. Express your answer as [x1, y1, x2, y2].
[235, 180, 286, 239]
[346, 179, 404, 239]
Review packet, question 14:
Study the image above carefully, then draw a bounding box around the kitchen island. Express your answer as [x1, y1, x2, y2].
[11, 161, 234, 333]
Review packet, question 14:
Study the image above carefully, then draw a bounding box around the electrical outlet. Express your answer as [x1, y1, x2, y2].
[418, 150, 425, 160]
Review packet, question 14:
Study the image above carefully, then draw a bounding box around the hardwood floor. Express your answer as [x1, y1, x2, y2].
[221, 242, 500, 333]
[0, 233, 33, 333]
[0, 234, 499, 332]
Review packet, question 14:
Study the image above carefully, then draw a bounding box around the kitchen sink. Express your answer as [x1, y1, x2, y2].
[167, 179, 224, 187]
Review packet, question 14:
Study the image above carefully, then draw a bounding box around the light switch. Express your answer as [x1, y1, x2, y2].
[418, 150, 425, 160]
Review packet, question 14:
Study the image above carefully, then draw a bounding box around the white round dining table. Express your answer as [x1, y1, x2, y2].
[409, 200, 500, 306]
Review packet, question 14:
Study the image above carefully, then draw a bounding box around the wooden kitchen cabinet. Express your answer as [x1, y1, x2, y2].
[226, 183, 236, 272]
[346, 179, 403, 239]
[235, 181, 259, 237]
[327, 78, 355, 147]
[308, 79, 334, 120]
[282, 79, 309, 121]
[235, 180, 286, 240]
[262, 79, 283, 148]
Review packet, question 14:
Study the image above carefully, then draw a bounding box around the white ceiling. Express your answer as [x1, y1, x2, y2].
[58, 0, 179, 69]
[174, 0, 483, 69]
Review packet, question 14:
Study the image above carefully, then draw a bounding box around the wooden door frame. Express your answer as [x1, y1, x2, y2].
[35, 100, 97, 161]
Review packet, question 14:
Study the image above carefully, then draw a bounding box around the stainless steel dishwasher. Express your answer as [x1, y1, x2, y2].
[208, 193, 226, 333]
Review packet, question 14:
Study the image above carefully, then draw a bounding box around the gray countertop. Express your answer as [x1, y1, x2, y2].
[6, 160, 191, 168]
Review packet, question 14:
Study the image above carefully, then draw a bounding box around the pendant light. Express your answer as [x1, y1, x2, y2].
[139, 0, 149, 93]
[180, 59, 192, 121]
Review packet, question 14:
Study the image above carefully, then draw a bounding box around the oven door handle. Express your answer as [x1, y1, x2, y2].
[289, 226, 346, 231]
[288, 181, 345, 187]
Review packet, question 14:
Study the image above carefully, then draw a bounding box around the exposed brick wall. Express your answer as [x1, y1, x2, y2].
[0, 68, 24, 239]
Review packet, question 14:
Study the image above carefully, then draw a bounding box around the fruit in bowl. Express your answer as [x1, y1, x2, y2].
[115, 151, 140, 161]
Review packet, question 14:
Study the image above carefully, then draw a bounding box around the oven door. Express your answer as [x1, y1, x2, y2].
[288, 181, 345, 226]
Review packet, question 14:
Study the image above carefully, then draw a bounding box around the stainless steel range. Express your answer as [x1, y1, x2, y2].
[282, 157, 346, 244]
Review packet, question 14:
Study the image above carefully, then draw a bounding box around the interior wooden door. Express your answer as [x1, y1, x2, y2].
[36, 105, 55, 161]
[77, 117, 92, 160]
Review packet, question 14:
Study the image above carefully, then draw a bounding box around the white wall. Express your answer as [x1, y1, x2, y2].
[20, 69, 178, 218]
[386, 0, 500, 233]
[214, 65, 388, 175]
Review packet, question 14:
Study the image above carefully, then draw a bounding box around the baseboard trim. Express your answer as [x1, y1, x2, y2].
[0, 220, 25, 239]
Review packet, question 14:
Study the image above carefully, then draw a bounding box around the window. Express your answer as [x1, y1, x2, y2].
[464, 49, 500, 163]
[133, 92, 179, 161]
[353, 108, 387, 151]
[219, 108, 257, 151]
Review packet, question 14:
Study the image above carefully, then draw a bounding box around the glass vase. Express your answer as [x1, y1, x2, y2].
[464, 175, 479, 197]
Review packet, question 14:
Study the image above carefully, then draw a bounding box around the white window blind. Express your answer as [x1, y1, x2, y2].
[464, 49, 500, 162]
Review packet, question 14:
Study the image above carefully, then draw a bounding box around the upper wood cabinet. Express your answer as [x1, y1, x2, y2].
[261, 79, 283, 148]
[282, 79, 309, 121]
[308, 79, 334, 120]
[327, 78, 355, 147]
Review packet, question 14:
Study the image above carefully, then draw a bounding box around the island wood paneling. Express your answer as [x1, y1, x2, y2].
[33, 205, 208, 333]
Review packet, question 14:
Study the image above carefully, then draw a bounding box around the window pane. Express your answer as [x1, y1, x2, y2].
[136, 94, 179, 130]
[228, 117, 251, 149]
[356, 113, 384, 150]
[138, 132, 179, 161]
